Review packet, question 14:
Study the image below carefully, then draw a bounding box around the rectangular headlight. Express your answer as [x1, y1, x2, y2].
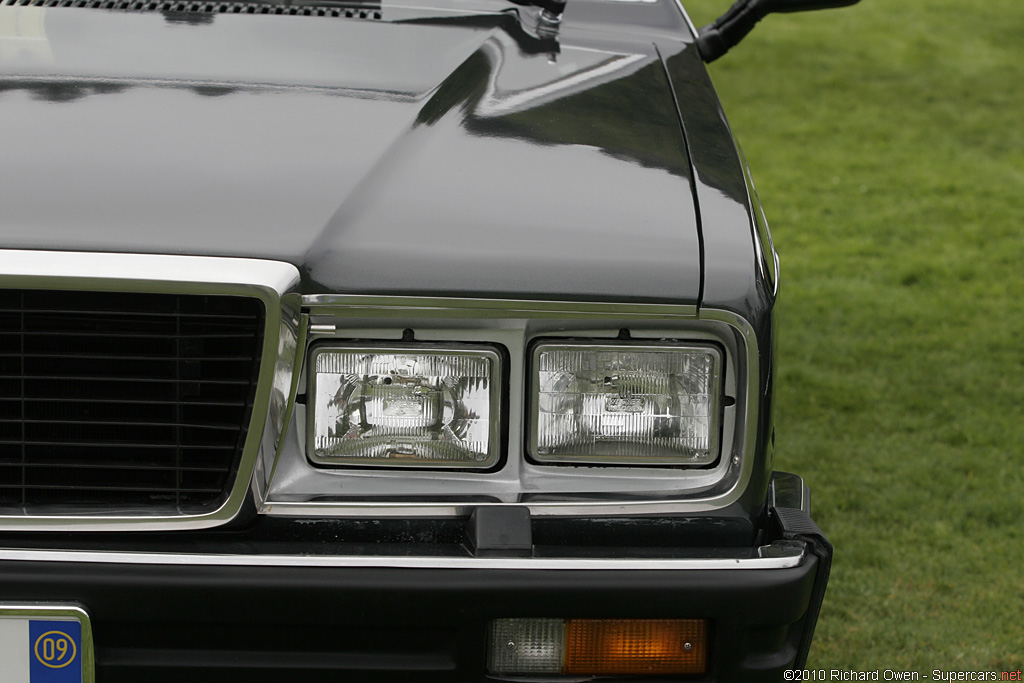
[308, 345, 502, 469]
[530, 342, 722, 466]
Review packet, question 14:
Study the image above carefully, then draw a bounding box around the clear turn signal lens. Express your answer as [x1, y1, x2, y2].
[531, 343, 722, 465]
[308, 346, 501, 468]
[487, 618, 564, 675]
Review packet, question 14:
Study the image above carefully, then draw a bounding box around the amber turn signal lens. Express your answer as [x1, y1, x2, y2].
[564, 619, 707, 676]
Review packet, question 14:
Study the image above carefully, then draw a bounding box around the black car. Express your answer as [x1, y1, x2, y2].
[0, 0, 856, 680]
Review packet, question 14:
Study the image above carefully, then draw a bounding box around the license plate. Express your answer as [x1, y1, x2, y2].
[0, 605, 93, 683]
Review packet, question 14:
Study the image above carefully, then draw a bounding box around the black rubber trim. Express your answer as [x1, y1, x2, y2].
[772, 505, 833, 669]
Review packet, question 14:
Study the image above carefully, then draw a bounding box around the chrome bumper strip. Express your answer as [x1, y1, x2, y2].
[0, 547, 805, 571]
[263, 499, 743, 517]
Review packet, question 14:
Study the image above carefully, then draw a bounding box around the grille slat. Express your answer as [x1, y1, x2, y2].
[0, 398, 248, 407]
[0, 331, 260, 338]
[0, 484, 224, 493]
[1, 462, 229, 472]
[0, 354, 257, 361]
[0, 440, 235, 449]
[0, 375, 252, 384]
[5, 420, 244, 431]
[0, 290, 264, 514]
[0, 0, 383, 20]
[0, 309, 259, 319]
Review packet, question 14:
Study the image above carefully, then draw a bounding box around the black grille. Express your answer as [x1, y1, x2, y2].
[0, 0, 382, 20]
[0, 290, 265, 514]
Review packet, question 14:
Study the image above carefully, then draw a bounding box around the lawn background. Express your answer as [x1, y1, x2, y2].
[682, 0, 1024, 671]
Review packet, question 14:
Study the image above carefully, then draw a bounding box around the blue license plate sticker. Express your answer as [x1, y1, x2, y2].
[29, 620, 82, 683]
[0, 615, 85, 683]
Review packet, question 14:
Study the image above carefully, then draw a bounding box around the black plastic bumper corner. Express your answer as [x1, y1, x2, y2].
[772, 505, 834, 671]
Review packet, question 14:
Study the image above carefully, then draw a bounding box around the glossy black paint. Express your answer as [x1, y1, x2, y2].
[0, 0, 729, 304]
[658, 35, 780, 510]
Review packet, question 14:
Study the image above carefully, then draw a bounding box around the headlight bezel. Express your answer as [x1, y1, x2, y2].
[526, 338, 726, 468]
[261, 296, 756, 517]
[305, 340, 509, 472]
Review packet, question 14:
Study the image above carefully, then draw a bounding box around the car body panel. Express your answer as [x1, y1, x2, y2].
[0, 2, 703, 303]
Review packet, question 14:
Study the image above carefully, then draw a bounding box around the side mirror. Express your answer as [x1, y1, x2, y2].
[761, 0, 859, 11]
[696, 0, 860, 63]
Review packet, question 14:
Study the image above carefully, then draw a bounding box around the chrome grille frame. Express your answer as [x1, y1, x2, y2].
[0, 250, 300, 531]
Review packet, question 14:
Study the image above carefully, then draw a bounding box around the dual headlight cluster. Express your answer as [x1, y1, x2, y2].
[309, 341, 722, 469]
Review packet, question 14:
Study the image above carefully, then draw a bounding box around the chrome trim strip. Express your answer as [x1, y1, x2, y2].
[770, 472, 810, 514]
[673, 0, 700, 39]
[256, 303, 308, 502]
[0, 547, 804, 570]
[694, 307, 759, 511]
[262, 497, 735, 518]
[302, 294, 697, 320]
[0, 250, 298, 294]
[0, 250, 301, 531]
[0, 603, 95, 683]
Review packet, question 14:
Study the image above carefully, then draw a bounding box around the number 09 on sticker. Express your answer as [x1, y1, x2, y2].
[30, 620, 81, 682]
[0, 617, 83, 683]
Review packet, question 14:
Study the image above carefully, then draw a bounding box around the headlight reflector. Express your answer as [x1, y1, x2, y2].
[531, 343, 722, 465]
[309, 345, 501, 468]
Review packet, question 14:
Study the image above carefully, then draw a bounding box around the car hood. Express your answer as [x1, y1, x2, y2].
[0, 3, 701, 303]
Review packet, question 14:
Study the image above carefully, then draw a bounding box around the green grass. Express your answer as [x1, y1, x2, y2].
[684, 0, 1024, 672]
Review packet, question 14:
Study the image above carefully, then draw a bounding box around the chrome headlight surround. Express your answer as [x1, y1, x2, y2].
[306, 342, 505, 470]
[528, 340, 724, 467]
[259, 296, 756, 519]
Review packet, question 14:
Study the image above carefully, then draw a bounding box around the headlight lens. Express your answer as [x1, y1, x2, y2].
[531, 343, 722, 465]
[309, 345, 501, 468]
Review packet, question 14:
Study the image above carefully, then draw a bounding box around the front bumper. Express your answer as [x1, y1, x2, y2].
[0, 483, 830, 683]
